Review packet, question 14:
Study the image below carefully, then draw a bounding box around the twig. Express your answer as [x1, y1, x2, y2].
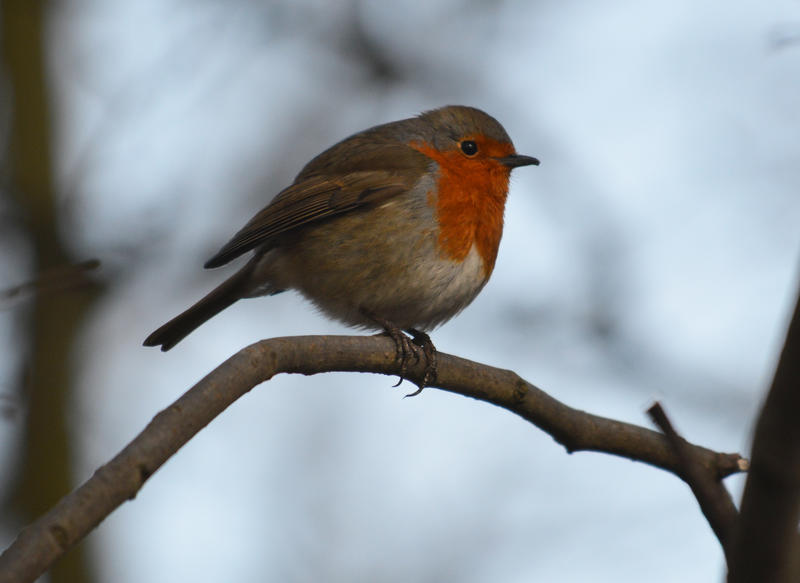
[0, 259, 100, 308]
[647, 402, 739, 562]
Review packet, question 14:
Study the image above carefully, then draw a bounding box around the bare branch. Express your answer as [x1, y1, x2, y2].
[648, 402, 739, 561]
[729, 287, 800, 583]
[0, 335, 747, 583]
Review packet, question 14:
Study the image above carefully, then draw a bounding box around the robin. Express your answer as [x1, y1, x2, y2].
[144, 105, 539, 389]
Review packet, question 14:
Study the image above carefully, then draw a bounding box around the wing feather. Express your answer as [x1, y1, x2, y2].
[204, 171, 412, 268]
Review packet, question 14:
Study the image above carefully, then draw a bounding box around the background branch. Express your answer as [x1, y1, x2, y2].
[729, 285, 800, 583]
[0, 336, 747, 583]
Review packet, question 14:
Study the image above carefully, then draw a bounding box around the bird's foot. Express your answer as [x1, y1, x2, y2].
[362, 311, 436, 393]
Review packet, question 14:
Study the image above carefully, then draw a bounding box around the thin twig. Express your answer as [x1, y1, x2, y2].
[647, 402, 739, 562]
[0, 259, 100, 307]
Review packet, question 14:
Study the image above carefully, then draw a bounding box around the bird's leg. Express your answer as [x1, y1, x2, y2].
[405, 328, 437, 396]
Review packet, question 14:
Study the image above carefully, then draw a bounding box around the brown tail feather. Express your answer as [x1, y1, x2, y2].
[143, 264, 254, 351]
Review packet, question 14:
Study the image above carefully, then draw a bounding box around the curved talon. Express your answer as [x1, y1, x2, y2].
[404, 385, 424, 398]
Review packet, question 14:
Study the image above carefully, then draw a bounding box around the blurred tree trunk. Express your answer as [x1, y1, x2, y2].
[1, 2, 99, 582]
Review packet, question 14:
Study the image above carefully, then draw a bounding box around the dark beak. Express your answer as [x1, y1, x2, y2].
[496, 154, 540, 169]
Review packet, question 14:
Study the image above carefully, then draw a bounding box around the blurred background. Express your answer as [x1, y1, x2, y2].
[2, 1, 799, 581]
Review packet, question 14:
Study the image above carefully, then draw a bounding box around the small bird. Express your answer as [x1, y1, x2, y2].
[144, 105, 538, 387]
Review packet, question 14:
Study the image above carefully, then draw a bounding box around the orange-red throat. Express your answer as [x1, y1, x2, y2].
[411, 136, 516, 276]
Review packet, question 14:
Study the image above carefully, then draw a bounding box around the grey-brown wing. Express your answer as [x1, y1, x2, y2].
[204, 171, 410, 268]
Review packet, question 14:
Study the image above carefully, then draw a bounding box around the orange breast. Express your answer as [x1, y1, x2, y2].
[411, 137, 513, 276]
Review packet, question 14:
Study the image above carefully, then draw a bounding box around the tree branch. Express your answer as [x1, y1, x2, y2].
[0, 335, 747, 583]
[648, 402, 739, 561]
[729, 285, 800, 583]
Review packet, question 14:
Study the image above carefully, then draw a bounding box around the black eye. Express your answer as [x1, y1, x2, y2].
[460, 140, 478, 156]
